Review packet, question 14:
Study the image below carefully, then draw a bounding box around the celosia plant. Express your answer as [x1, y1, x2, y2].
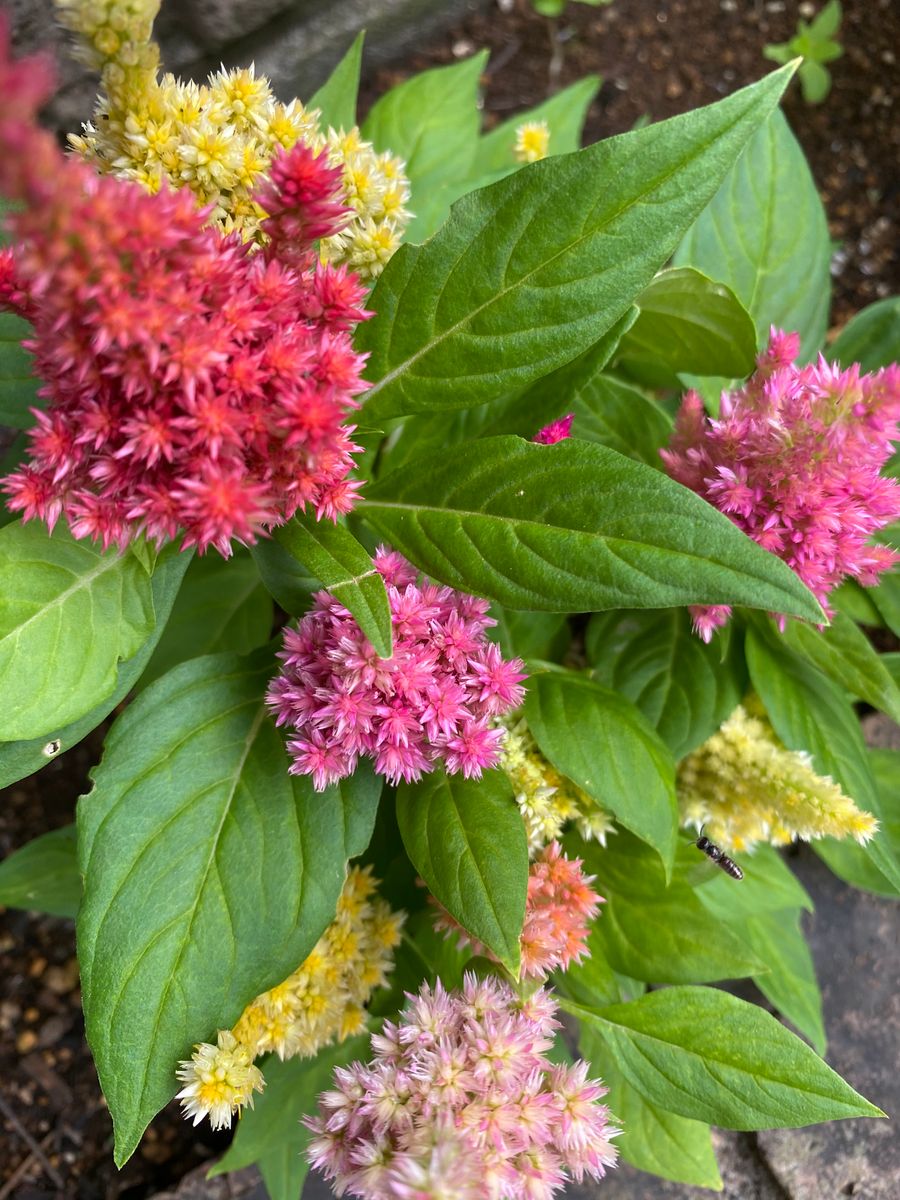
[0, 7, 897, 1199]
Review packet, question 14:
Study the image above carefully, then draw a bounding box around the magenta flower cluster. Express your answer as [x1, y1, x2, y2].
[0, 29, 369, 556]
[306, 973, 619, 1199]
[661, 328, 900, 640]
[267, 548, 526, 789]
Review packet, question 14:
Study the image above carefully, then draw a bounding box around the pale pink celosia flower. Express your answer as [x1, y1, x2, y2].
[661, 327, 900, 640]
[305, 973, 619, 1200]
[266, 547, 526, 789]
[533, 414, 574, 445]
[0, 25, 369, 555]
[431, 841, 602, 979]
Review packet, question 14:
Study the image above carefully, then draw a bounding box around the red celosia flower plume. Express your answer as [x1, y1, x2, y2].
[661, 328, 900, 640]
[0, 23, 370, 555]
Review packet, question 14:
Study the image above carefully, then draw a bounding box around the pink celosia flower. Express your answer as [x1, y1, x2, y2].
[266, 547, 526, 788]
[305, 973, 619, 1200]
[533, 414, 574, 445]
[661, 327, 900, 639]
[0, 26, 369, 555]
[432, 842, 602, 979]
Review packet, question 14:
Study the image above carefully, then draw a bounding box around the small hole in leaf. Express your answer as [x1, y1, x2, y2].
[42, 739, 62, 757]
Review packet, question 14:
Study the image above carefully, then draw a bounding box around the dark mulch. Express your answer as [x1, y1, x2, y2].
[2, 1, 898, 1196]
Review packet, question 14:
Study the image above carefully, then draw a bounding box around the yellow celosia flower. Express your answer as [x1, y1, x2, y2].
[175, 1029, 264, 1131]
[54, 0, 412, 273]
[514, 120, 550, 164]
[499, 716, 614, 855]
[678, 703, 879, 853]
[176, 866, 404, 1129]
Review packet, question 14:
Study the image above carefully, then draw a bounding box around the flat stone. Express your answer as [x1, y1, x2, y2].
[177, 0, 302, 49]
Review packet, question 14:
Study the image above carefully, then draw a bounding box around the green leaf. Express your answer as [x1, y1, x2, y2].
[817, 748, 900, 898]
[359, 65, 797, 420]
[0, 312, 39, 428]
[616, 267, 758, 378]
[742, 909, 827, 1054]
[554, 922, 622, 1008]
[211, 1033, 370, 1195]
[308, 31, 365, 130]
[811, 0, 842, 39]
[745, 629, 900, 892]
[470, 76, 600, 176]
[0, 543, 190, 789]
[358, 436, 824, 621]
[489, 606, 570, 662]
[77, 650, 372, 1166]
[696, 843, 813, 919]
[362, 54, 486, 243]
[774, 610, 900, 722]
[0, 522, 156, 741]
[525, 669, 678, 875]
[250, 536, 318, 616]
[594, 882, 765, 983]
[565, 987, 882, 1127]
[0, 825, 79, 918]
[584, 1042, 722, 1189]
[138, 550, 272, 690]
[395, 767, 528, 975]
[587, 609, 746, 758]
[675, 109, 831, 357]
[271, 514, 392, 657]
[829, 297, 900, 372]
[379, 310, 640, 474]
[799, 59, 832, 104]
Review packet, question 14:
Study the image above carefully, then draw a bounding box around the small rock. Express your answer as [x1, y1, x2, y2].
[16, 1028, 38, 1053]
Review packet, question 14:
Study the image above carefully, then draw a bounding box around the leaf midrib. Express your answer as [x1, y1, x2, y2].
[0, 549, 128, 648]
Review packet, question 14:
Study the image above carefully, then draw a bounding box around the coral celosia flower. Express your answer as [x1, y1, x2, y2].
[499, 715, 614, 854]
[678, 701, 878, 852]
[267, 547, 526, 789]
[432, 842, 602, 979]
[533, 414, 574, 445]
[57, 1, 411, 272]
[177, 866, 404, 1130]
[0, 29, 370, 554]
[515, 120, 551, 164]
[661, 327, 900, 640]
[305, 973, 619, 1199]
[175, 1030, 264, 1131]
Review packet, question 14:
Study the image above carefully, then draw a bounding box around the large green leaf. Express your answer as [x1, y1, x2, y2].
[358, 436, 824, 620]
[816, 748, 900, 898]
[829, 296, 900, 371]
[0, 522, 156, 741]
[308, 31, 364, 130]
[362, 54, 486, 243]
[76, 650, 379, 1166]
[395, 767, 528, 975]
[745, 628, 900, 892]
[581, 1037, 722, 1190]
[565, 987, 882, 1128]
[525, 669, 678, 875]
[358, 65, 796, 420]
[379, 309, 646, 474]
[0, 825, 80, 918]
[616, 267, 758, 379]
[210, 1032, 370, 1198]
[470, 75, 601, 176]
[139, 550, 272, 690]
[675, 109, 831, 357]
[0, 544, 190, 788]
[696, 843, 813, 919]
[742, 909, 826, 1054]
[0, 312, 39, 428]
[773, 610, 900, 722]
[270, 514, 392, 658]
[587, 609, 746, 758]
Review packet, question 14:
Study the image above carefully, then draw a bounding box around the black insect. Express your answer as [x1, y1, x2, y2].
[695, 834, 743, 880]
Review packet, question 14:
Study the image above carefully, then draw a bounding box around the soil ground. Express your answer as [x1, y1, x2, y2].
[2, 0, 898, 1196]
